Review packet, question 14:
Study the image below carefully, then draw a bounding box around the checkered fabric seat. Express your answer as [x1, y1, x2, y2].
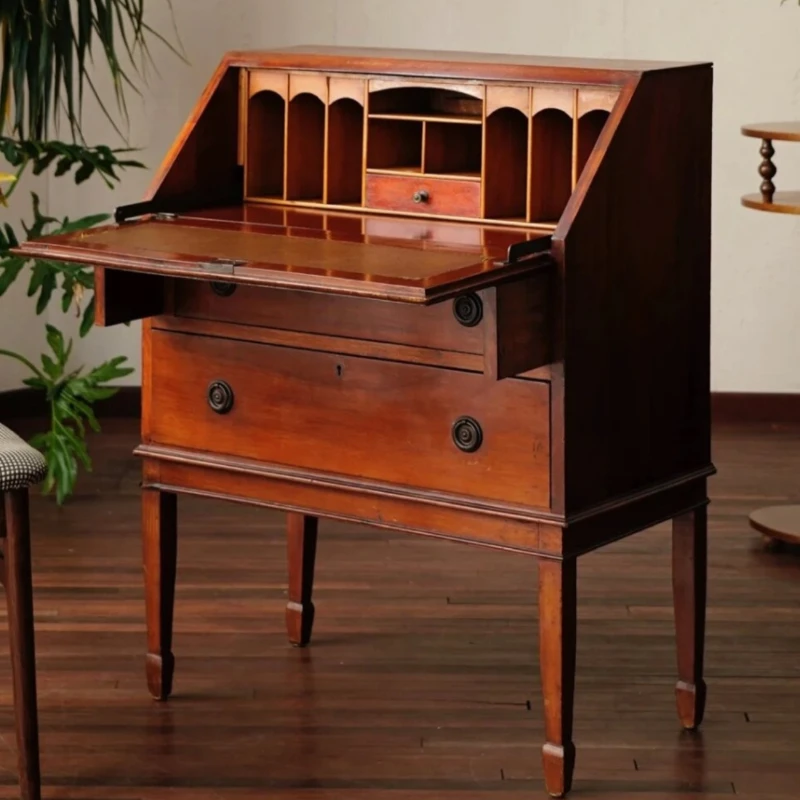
[0, 424, 47, 492]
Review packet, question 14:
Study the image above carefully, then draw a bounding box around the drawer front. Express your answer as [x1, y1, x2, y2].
[172, 281, 483, 355]
[147, 330, 551, 509]
[366, 174, 481, 218]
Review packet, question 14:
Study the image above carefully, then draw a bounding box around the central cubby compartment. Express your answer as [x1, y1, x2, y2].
[366, 83, 483, 187]
[424, 122, 482, 179]
[367, 118, 423, 173]
[368, 84, 483, 121]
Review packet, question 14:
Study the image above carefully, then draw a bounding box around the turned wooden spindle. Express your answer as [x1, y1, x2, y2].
[759, 138, 776, 203]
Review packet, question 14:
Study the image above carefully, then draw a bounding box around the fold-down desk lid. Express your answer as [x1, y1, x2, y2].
[15, 211, 553, 304]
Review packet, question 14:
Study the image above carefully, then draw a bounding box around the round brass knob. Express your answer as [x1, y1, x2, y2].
[207, 380, 234, 414]
[413, 189, 429, 204]
[452, 416, 483, 453]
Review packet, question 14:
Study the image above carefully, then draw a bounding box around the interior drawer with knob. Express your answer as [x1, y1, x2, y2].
[366, 174, 481, 218]
[145, 329, 551, 509]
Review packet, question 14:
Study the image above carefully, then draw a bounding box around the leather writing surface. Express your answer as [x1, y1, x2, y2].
[73, 221, 489, 280]
[17, 213, 552, 303]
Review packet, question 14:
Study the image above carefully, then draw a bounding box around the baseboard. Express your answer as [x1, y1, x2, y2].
[711, 392, 800, 426]
[1, 387, 798, 426]
[0, 386, 142, 420]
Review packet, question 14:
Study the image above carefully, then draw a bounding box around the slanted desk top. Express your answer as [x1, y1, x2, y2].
[16, 47, 715, 798]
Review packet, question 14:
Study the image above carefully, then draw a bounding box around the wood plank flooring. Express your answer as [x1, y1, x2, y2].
[0, 418, 797, 799]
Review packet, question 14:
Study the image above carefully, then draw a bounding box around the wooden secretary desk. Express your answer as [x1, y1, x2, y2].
[17, 46, 714, 798]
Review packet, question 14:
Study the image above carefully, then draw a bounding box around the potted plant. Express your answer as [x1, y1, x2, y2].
[0, 1, 183, 503]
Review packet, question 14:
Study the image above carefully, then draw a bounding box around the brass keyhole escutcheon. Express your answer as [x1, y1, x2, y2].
[207, 380, 235, 414]
[452, 416, 483, 453]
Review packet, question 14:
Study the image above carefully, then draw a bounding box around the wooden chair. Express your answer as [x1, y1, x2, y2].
[0, 424, 46, 800]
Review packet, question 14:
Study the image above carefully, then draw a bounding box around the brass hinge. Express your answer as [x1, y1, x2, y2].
[197, 258, 246, 275]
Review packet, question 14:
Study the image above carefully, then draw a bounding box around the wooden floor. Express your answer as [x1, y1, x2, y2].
[0, 418, 798, 799]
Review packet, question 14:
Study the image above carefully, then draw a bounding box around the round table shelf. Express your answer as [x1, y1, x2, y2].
[749, 505, 800, 549]
[742, 191, 800, 214]
[742, 121, 800, 141]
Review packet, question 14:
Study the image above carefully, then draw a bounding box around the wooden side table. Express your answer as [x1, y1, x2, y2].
[741, 121, 800, 548]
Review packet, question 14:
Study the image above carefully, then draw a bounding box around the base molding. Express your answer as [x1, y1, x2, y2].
[1, 387, 799, 426]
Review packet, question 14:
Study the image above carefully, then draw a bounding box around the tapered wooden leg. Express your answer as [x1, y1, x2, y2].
[142, 489, 177, 701]
[538, 557, 577, 798]
[286, 513, 318, 647]
[672, 505, 707, 731]
[3, 490, 42, 800]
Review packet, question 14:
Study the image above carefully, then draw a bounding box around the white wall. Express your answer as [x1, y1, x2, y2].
[3, 0, 800, 392]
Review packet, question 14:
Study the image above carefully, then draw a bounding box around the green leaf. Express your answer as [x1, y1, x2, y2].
[45, 324, 66, 364]
[74, 160, 94, 183]
[80, 294, 96, 337]
[0, 0, 185, 141]
[0, 257, 26, 295]
[35, 270, 56, 314]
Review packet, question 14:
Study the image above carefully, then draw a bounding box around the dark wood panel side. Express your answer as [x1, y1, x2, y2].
[483, 272, 552, 380]
[558, 66, 714, 514]
[95, 267, 165, 327]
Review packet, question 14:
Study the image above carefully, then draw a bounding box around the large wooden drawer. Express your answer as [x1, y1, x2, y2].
[171, 281, 483, 355]
[146, 329, 551, 509]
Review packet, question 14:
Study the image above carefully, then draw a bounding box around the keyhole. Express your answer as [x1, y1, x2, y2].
[336, 364, 343, 377]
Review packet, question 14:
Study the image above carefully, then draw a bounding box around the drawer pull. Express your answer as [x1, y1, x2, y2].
[211, 281, 237, 297]
[452, 416, 483, 453]
[452, 293, 483, 327]
[207, 380, 235, 414]
[413, 189, 429, 204]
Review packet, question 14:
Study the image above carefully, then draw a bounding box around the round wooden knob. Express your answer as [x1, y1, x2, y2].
[211, 282, 237, 297]
[413, 189, 429, 204]
[452, 293, 483, 327]
[452, 416, 483, 453]
[207, 380, 234, 414]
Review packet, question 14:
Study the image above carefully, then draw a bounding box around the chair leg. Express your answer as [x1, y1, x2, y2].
[3, 489, 42, 800]
[286, 513, 318, 647]
[142, 488, 178, 701]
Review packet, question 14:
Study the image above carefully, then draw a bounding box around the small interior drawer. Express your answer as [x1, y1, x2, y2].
[146, 329, 552, 509]
[366, 174, 481, 218]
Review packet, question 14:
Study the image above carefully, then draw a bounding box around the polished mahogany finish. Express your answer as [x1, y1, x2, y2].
[15, 46, 715, 798]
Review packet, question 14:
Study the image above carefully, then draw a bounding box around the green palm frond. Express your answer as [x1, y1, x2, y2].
[0, 0, 185, 142]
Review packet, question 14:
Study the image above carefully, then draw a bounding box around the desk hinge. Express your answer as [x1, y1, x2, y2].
[504, 235, 553, 265]
[197, 258, 246, 275]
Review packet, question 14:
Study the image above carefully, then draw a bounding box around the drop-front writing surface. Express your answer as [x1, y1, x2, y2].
[14, 46, 715, 798]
